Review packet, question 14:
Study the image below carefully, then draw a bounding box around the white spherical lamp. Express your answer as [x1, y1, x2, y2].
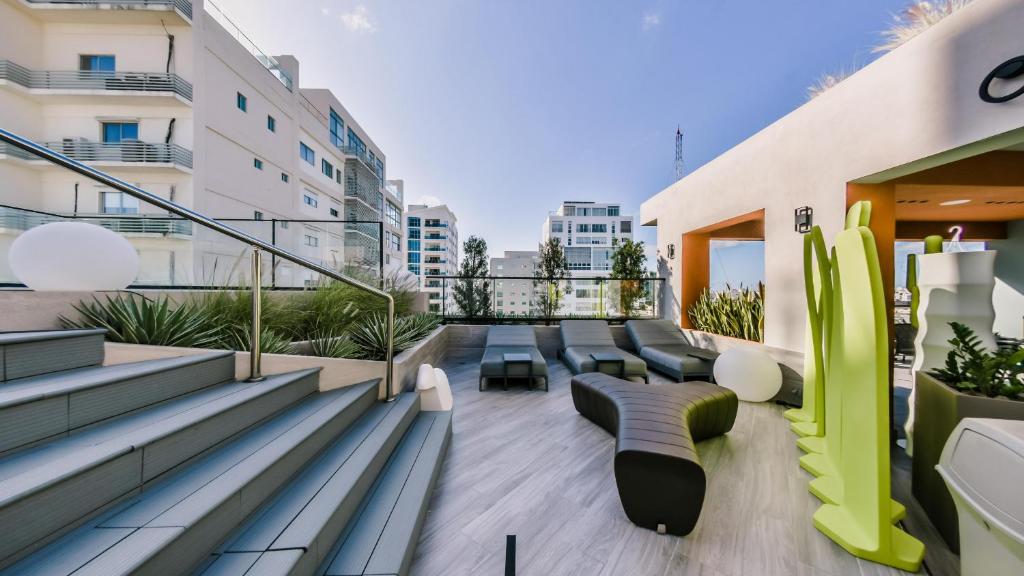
[713, 347, 783, 402]
[9, 222, 139, 291]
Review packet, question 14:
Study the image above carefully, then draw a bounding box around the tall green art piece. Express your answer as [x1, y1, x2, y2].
[907, 253, 919, 328]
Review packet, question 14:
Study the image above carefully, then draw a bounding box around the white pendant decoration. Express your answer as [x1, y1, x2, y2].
[9, 222, 139, 291]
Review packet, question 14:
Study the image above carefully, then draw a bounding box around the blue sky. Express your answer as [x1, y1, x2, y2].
[214, 0, 912, 282]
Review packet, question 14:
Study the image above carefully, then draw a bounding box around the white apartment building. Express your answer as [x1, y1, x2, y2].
[405, 203, 458, 314]
[0, 0, 398, 287]
[491, 250, 537, 316]
[541, 200, 635, 313]
[383, 179, 404, 276]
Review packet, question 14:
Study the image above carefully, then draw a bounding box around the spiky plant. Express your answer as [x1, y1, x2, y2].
[875, 1, 973, 53]
[308, 330, 363, 359]
[217, 323, 295, 354]
[347, 312, 441, 361]
[687, 284, 764, 342]
[61, 294, 223, 348]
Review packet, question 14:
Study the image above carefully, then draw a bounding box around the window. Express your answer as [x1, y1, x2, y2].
[620, 220, 632, 233]
[322, 159, 334, 178]
[336, 169, 342, 184]
[267, 115, 276, 132]
[408, 228, 420, 240]
[550, 220, 563, 233]
[237, 92, 247, 112]
[577, 224, 590, 233]
[254, 211, 264, 220]
[254, 158, 263, 170]
[375, 158, 384, 181]
[303, 193, 318, 208]
[281, 172, 289, 183]
[592, 207, 607, 217]
[408, 252, 421, 264]
[591, 224, 607, 233]
[347, 128, 366, 155]
[329, 207, 339, 217]
[608, 206, 620, 216]
[407, 216, 421, 228]
[408, 239, 420, 252]
[101, 122, 138, 143]
[280, 221, 289, 229]
[408, 264, 421, 275]
[386, 202, 401, 228]
[390, 233, 400, 252]
[79, 55, 115, 72]
[329, 108, 345, 148]
[100, 191, 139, 214]
[299, 142, 315, 165]
[566, 247, 593, 270]
[304, 234, 319, 247]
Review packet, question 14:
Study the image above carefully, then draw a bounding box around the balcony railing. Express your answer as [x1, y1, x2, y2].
[0, 205, 193, 236]
[23, 0, 192, 19]
[0, 60, 193, 101]
[1, 140, 193, 169]
[424, 234, 447, 240]
[340, 145, 383, 179]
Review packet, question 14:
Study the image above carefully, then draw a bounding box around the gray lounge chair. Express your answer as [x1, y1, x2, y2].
[559, 320, 648, 383]
[624, 319, 716, 382]
[479, 326, 548, 391]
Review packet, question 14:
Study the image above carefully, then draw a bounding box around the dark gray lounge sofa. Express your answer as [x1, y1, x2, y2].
[625, 320, 716, 382]
[479, 325, 548, 391]
[559, 320, 648, 383]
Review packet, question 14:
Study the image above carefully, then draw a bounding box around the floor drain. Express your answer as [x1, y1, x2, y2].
[505, 534, 516, 575]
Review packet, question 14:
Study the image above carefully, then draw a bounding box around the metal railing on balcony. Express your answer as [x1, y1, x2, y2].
[205, 0, 290, 90]
[424, 234, 447, 240]
[1, 140, 193, 169]
[23, 0, 192, 19]
[0, 60, 193, 101]
[341, 145, 383, 179]
[426, 275, 665, 323]
[0, 205, 194, 236]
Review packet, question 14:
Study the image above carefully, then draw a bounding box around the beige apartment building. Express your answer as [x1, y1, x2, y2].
[404, 203, 458, 313]
[0, 0, 400, 287]
[491, 250, 538, 315]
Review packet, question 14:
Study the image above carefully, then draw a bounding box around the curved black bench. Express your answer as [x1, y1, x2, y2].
[570, 373, 738, 536]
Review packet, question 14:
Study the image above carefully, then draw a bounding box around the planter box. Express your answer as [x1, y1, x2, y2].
[912, 371, 1024, 553]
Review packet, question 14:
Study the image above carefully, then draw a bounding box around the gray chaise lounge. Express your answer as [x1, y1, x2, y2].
[625, 319, 716, 382]
[559, 320, 648, 383]
[479, 325, 548, 391]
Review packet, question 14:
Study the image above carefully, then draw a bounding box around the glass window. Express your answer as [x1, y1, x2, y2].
[303, 193, 318, 208]
[407, 216, 420, 228]
[550, 220, 563, 233]
[254, 211, 264, 220]
[592, 207, 607, 217]
[566, 246, 592, 270]
[79, 55, 115, 72]
[576, 224, 590, 233]
[592, 223, 607, 233]
[386, 203, 401, 228]
[267, 115, 276, 132]
[336, 169, 342, 184]
[281, 172, 289, 183]
[347, 128, 366, 155]
[329, 108, 345, 148]
[299, 142, 315, 165]
[408, 264, 421, 275]
[620, 220, 632, 233]
[408, 239, 421, 251]
[100, 191, 139, 214]
[408, 252, 421, 264]
[254, 158, 263, 170]
[390, 233, 400, 251]
[375, 158, 384, 180]
[101, 122, 138, 143]
[408, 228, 420, 240]
[237, 92, 247, 112]
[304, 234, 319, 247]
[322, 159, 334, 178]
[329, 207, 339, 217]
[608, 206, 620, 216]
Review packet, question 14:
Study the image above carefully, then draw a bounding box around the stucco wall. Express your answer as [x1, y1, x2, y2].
[642, 0, 1024, 353]
[992, 219, 1024, 338]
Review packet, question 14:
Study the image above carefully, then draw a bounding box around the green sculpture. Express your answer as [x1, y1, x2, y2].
[924, 234, 943, 254]
[907, 254, 919, 328]
[810, 221, 923, 572]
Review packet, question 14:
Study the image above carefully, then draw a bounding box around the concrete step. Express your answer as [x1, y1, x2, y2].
[323, 410, 452, 576]
[0, 329, 106, 381]
[0, 351, 236, 455]
[198, 392, 422, 576]
[0, 368, 322, 568]
[0, 379, 380, 576]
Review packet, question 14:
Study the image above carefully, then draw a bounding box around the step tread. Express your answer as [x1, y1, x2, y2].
[0, 351, 234, 407]
[1, 380, 379, 576]
[0, 329, 105, 346]
[326, 411, 452, 576]
[0, 369, 321, 506]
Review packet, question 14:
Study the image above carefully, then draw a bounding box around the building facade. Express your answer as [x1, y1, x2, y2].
[383, 180, 404, 276]
[541, 201, 635, 314]
[405, 203, 458, 313]
[491, 250, 538, 316]
[0, 0, 398, 287]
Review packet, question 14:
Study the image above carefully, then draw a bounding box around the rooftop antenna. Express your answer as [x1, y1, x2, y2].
[674, 126, 684, 182]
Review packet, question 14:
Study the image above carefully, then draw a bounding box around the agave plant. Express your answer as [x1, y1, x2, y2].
[217, 323, 296, 354]
[348, 312, 441, 361]
[687, 284, 764, 342]
[875, 0, 973, 53]
[61, 294, 223, 348]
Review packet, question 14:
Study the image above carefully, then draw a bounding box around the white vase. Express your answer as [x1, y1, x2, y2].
[905, 251, 997, 455]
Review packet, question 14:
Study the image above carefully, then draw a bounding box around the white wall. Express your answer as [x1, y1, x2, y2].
[992, 219, 1024, 338]
[642, 0, 1024, 352]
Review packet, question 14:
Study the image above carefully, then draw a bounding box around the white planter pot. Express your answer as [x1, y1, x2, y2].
[905, 251, 997, 455]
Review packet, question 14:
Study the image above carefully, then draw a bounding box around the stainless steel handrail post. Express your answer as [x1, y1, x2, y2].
[248, 247, 265, 382]
[0, 128, 393, 400]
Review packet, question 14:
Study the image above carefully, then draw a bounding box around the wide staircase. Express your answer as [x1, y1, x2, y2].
[0, 329, 451, 576]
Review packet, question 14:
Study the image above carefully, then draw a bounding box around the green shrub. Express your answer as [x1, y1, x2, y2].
[61, 295, 222, 348]
[348, 312, 440, 360]
[687, 284, 764, 342]
[931, 322, 1024, 400]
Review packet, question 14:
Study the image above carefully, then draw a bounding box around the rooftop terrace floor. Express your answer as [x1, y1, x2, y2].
[409, 351, 957, 576]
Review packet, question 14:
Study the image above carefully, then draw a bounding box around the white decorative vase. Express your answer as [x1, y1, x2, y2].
[905, 251, 997, 455]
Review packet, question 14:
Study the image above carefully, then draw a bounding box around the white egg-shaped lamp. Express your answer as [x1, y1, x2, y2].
[9, 222, 139, 291]
[713, 347, 783, 402]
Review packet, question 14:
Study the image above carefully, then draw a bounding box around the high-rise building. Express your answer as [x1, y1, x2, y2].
[0, 0, 397, 287]
[541, 201, 634, 314]
[491, 250, 538, 316]
[383, 180, 405, 276]
[404, 203, 458, 313]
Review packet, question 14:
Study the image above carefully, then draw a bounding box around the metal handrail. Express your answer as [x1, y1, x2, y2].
[1, 140, 193, 169]
[0, 60, 193, 101]
[0, 128, 395, 400]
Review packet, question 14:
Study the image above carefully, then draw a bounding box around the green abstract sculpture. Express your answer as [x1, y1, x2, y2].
[810, 223, 924, 572]
[907, 253, 919, 328]
[924, 234, 943, 254]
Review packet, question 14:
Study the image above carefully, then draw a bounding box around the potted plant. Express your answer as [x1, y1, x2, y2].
[912, 322, 1024, 553]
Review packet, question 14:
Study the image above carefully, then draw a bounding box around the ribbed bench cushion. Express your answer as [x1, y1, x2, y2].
[570, 373, 737, 536]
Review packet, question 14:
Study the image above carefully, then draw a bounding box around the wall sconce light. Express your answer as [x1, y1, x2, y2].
[667, 243, 676, 259]
[794, 206, 813, 233]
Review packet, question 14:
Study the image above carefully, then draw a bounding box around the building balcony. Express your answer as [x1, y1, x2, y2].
[424, 221, 447, 228]
[21, 0, 192, 22]
[424, 234, 447, 240]
[423, 247, 446, 252]
[340, 146, 382, 180]
[0, 206, 193, 237]
[0, 139, 193, 170]
[425, 258, 446, 264]
[0, 60, 192, 103]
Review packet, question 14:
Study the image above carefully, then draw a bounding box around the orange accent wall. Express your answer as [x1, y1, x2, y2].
[679, 233, 709, 329]
[846, 183, 896, 336]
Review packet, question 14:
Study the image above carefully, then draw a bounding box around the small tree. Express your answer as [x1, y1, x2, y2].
[533, 238, 570, 321]
[452, 236, 492, 318]
[610, 239, 648, 316]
